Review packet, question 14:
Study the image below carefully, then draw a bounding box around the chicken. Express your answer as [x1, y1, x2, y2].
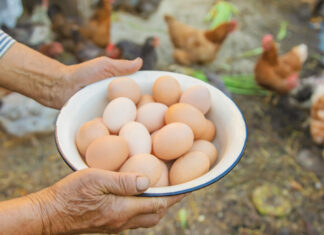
[289, 76, 324, 109]
[22, 0, 43, 15]
[164, 15, 237, 65]
[254, 35, 308, 94]
[22, 0, 49, 15]
[38, 42, 64, 58]
[47, 3, 79, 41]
[71, 29, 107, 62]
[311, 0, 324, 18]
[205, 72, 232, 98]
[300, 0, 323, 21]
[310, 87, 324, 144]
[167, 64, 232, 98]
[113, 0, 162, 18]
[80, 0, 114, 48]
[107, 37, 160, 70]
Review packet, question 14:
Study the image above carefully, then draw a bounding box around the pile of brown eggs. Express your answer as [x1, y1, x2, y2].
[75, 75, 218, 187]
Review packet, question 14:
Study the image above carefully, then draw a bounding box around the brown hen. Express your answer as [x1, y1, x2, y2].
[80, 0, 114, 48]
[310, 88, 324, 144]
[254, 34, 308, 94]
[47, 3, 79, 41]
[164, 15, 237, 65]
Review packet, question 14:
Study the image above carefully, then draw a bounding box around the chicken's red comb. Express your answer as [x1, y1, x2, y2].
[262, 34, 274, 50]
[262, 34, 274, 45]
[229, 20, 238, 32]
[287, 73, 299, 82]
[153, 37, 160, 47]
[286, 73, 300, 90]
[52, 42, 63, 51]
[106, 43, 115, 53]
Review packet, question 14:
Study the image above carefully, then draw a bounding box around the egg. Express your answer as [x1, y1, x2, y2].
[119, 154, 162, 186]
[154, 160, 169, 187]
[119, 121, 152, 157]
[151, 130, 159, 143]
[107, 77, 141, 104]
[189, 140, 218, 166]
[94, 117, 107, 126]
[169, 151, 210, 185]
[153, 123, 194, 160]
[152, 76, 182, 106]
[85, 135, 129, 171]
[165, 103, 207, 139]
[103, 97, 136, 133]
[199, 119, 216, 141]
[76, 118, 109, 156]
[136, 102, 168, 133]
[137, 94, 154, 108]
[180, 85, 211, 114]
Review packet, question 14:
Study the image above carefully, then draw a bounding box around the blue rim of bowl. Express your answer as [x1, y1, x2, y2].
[54, 75, 248, 197]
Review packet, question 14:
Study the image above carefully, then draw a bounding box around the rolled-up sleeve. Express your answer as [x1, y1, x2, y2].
[0, 30, 16, 58]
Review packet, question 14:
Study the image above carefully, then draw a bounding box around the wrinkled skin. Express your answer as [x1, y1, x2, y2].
[31, 169, 185, 234]
[0, 42, 143, 110]
[46, 56, 144, 109]
[0, 42, 185, 234]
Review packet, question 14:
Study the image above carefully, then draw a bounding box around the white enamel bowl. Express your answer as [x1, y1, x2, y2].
[55, 71, 247, 196]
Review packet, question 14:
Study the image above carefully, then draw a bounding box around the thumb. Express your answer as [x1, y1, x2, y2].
[106, 57, 143, 77]
[97, 170, 150, 196]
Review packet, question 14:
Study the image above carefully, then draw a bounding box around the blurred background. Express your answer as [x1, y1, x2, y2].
[0, 0, 323, 234]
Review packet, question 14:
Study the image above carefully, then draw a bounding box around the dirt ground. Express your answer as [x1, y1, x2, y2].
[1, 0, 324, 234]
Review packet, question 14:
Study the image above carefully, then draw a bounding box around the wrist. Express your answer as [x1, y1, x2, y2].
[0, 42, 70, 108]
[27, 187, 70, 235]
[38, 63, 70, 108]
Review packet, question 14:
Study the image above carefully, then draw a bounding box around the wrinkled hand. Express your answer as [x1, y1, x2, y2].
[47, 57, 143, 109]
[30, 169, 184, 234]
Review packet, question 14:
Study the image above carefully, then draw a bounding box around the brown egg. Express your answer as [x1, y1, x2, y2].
[169, 151, 210, 185]
[119, 154, 162, 186]
[189, 140, 218, 166]
[152, 76, 182, 106]
[137, 94, 154, 108]
[180, 85, 211, 114]
[94, 117, 106, 127]
[199, 119, 216, 141]
[154, 160, 169, 187]
[85, 136, 129, 171]
[107, 77, 141, 104]
[153, 123, 194, 160]
[151, 130, 159, 143]
[165, 103, 207, 139]
[136, 102, 168, 133]
[76, 118, 110, 156]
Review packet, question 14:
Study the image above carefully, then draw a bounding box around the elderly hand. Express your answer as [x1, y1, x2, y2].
[0, 42, 142, 109]
[0, 40, 184, 235]
[47, 57, 143, 109]
[29, 169, 184, 234]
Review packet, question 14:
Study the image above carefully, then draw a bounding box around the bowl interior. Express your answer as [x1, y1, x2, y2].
[55, 71, 247, 196]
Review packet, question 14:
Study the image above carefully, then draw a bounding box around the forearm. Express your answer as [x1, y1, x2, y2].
[0, 188, 68, 235]
[0, 42, 68, 106]
[0, 193, 44, 234]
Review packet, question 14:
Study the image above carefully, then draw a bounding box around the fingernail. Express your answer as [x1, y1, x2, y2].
[133, 57, 142, 63]
[136, 177, 150, 191]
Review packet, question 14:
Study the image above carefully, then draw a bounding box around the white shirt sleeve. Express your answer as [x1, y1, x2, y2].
[0, 29, 16, 58]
